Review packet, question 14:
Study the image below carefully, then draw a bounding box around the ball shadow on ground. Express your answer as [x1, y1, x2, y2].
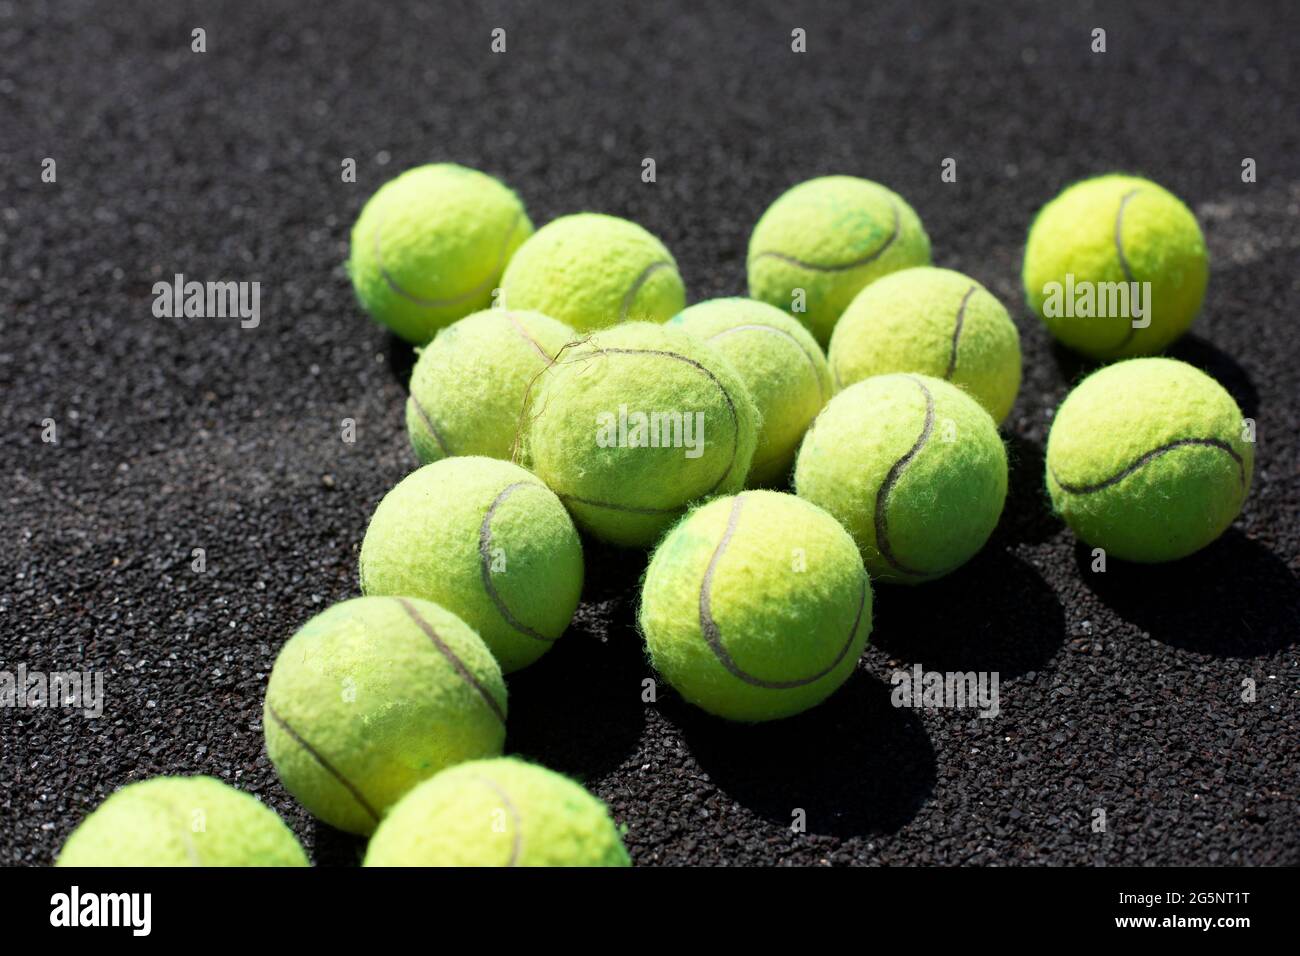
[871, 551, 1066, 678]
[385, 331, 417, 387]
[503, 535, 650, 780]
[667, 668, 937, 838]
[1077, 530, 1297, 657]
[996, 433, 1058, 546]
[311, 825, 366, 867]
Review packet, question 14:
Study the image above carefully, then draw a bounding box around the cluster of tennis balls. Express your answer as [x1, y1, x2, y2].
[57, 164, 1253, 868]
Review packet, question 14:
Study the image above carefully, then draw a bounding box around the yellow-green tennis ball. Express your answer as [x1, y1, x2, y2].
[795, 374, 1007, 583]
[359, 457, 583, 672]
[1023, 174, 1208, 359]
[264, 596, 506, 835]
[57, 776, 307, 867]
[1046, 358, 1252, 562]
[349, 163, 534, 344]
[406, 309, 574, 464]
[828, 266, 1022, 424]
[364, 757, 630, 867]
[747, 176, 932, 345]
[523, 322, 760, 548]
[500, 213, 685, 331]
[639, 490, 872, 722]
[671, 298, 831, 487]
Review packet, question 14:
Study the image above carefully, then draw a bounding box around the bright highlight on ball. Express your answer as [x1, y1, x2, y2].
[264, 596, 507, 835]
[523, 321, 760, 548]
[1046, 358, 1252, 562]
[639, 490, 872, 722]
[406, 308, 574, 464]
[747, 175, 931, 345]
[359, 457, 584, 672]
[349, 163, 533, 344]
[501, 212, 685, 330]
[57, 776, 308, 867]
[795, 373, 1008, 583]
[672, 297, 831, 486]
[1022, 173, 1208, 359]
[364, 757, 630, 867]
[829, 266, 1022, 424]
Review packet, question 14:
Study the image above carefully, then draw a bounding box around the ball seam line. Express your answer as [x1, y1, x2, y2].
[375, 208, 523, 308]
[548, 345, 742, 514]
[748, 199, 900, 273]
[618, 261, 676, 322]
[265, 703, 382, 826]
[708, 321, 831, 402]
[696, 494, 869, 689]
[473, 775, 523, 866]
[478, 481, 559, 644]
[1104, 188, 1143, 354]
[396, 597, 508, 724]
[873, 375, 934, 578]
[503, 309, 559, 364]
[944, 286, 977, 380]
[1050, 436, 1246, 495]
[406, 394, 450, 456]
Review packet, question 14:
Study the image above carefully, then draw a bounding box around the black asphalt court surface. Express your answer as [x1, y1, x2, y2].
[2, 0, 1296, 866]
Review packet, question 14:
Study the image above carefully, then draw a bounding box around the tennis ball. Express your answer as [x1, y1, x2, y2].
[264, 596, 507, 835]
[748, 176, 931, 345]
[672, 298, 831, 486]
[795, 373, 1007, 583]
[1046, 358, 1252, 562]
[349, 163, 533, 344]
[406, 308, 574, 464]
[364, 758, 630, 867]
[57, 776, 307, 867]
[1023, 174, 1208, 358]
[828, 266, 1022, 424]
[639, 490, 872, 722]
[359, 457, 583, 672]
[500, 213, 686, 331]
[522, 321, 760, 548]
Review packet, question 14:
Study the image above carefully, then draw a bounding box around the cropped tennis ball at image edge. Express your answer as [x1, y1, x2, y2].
[500, 213, 686, 331]
[640, 491, 872, 722]
[349, 163, 533, 344]
[364, 758, 630, 867]
[57, 776, 307, 867]
[264, 596, 507, 835]
[1023, 173, 1208, 358]
[672, 298, 831, 486]
[829, 266, 1022, 424]
[1046, 358, 1252, 562]
[523, 321, 760, 547]
[795, 374, 1008, 583]
[359, 457, 583, 672]
[748, 175, 932, 345]
[406, 308, 574, 464]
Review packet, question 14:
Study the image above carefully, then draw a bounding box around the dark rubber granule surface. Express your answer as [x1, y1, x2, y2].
[1, 0, 1297, 866]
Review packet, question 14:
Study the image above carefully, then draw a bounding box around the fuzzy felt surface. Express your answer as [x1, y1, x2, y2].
[57, 776, 307, 867]
[524, 322, 760, 547]
[1046, 358, 1253, 562]
[349, 164, 534, 344]
[747, 176, 932, 345]
[673, 298, 832, 486]
[639, 491, 872, 722]
[364, 758, 630, 866]
[405, 309, 575, 463]
[263, 596, 507, 835]
[795, 374, 1008, 583]
[358, 457, 584, 671]
[1022, 173, 1208, 359]
[829, 266, 1022, 424]
[500, 213, 685, 331]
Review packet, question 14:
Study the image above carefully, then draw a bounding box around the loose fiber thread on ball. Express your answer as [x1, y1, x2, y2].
[699, 495, 869, 689]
